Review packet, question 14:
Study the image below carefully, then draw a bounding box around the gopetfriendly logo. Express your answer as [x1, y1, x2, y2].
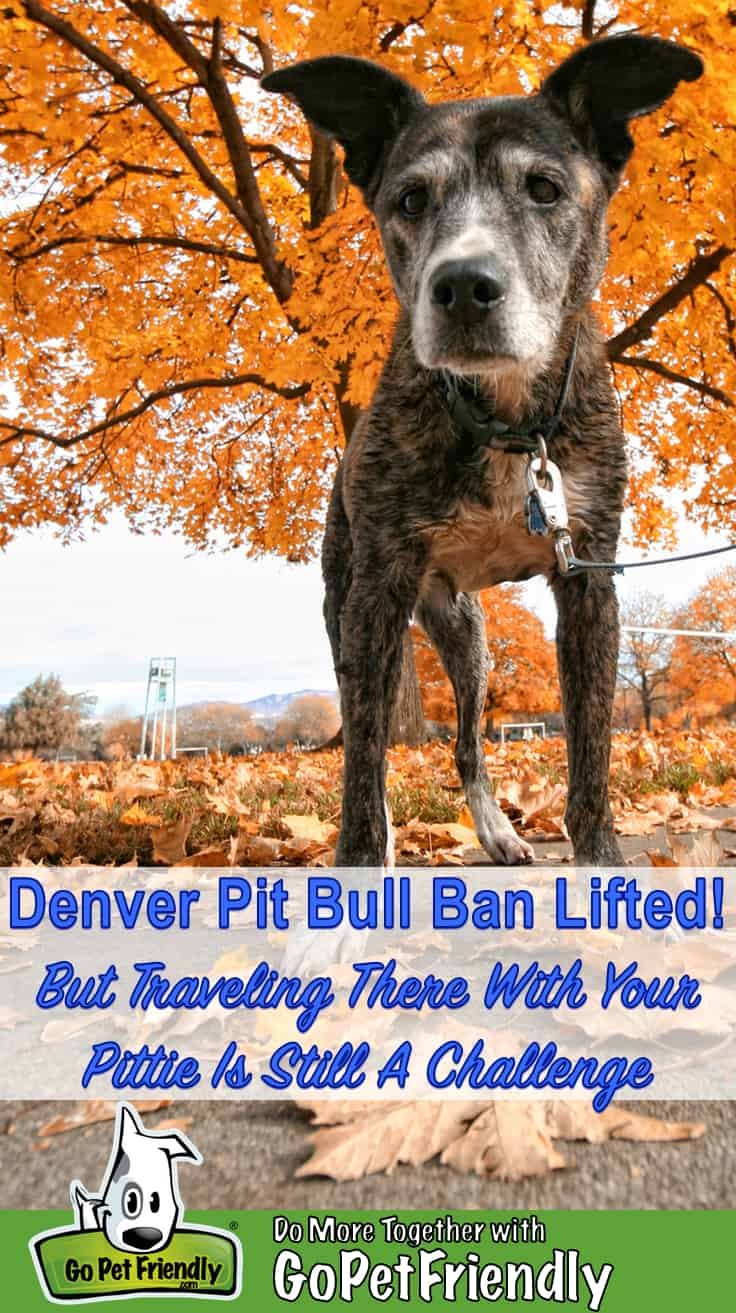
[30, 1104, 242, 1302]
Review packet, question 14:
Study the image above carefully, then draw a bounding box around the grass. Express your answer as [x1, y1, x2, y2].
[387, 780, 461, 825]
[708, 756, 736, 786]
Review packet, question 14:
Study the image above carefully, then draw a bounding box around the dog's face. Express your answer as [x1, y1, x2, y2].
[372, 97, 608, 376]
[263, 37, 702, 383]
[99, 1105, 200, 1253]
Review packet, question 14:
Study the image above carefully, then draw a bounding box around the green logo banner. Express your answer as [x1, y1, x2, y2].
[2, 1209, 733, 1311]
[32, 1225, 239, 1301]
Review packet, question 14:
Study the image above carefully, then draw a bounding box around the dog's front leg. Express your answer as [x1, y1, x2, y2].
[336, 551, 422, 866]
[416, 589, 534, 865]
[553, 568, 624, 865]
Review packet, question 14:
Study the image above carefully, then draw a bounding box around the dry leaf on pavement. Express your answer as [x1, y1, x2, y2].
[37, 1100, 172, 1139]
[295, 1099, 705, 1183]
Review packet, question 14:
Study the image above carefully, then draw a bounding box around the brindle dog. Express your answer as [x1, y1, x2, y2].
[263, 35, 703, 866]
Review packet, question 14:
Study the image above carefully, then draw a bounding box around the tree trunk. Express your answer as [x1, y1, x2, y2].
[389, 632, 426, 746]
[313, 634, 426, 751]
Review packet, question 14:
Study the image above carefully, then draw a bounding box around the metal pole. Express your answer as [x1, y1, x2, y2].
[171, 659, 177, 760]
[141, 657, 178, 760]
[621, 625, 736, 640]
[159, 687, 168, 762]
[150, 668, 161, 761]
[140, 664, 153, 758]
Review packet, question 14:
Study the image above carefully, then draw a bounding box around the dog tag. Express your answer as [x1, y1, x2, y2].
[525, 458, 568, 535]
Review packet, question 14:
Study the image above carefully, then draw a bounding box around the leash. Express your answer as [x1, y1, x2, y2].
[526, 453, 736, 577]
[557, 539, 736, 576]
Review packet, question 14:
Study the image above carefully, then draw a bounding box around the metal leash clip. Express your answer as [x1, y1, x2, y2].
[524, 437, 569, 536]
[553, 529, 576, 575]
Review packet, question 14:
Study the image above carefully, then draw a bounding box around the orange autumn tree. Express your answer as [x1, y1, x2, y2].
[413, 587, 559, 730]
[669, 566, 736, 721]
[0, 2, 734, 735]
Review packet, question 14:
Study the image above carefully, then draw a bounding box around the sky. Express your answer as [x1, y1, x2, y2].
[0, 517, 335, 715]
[1, 508, 733, 718]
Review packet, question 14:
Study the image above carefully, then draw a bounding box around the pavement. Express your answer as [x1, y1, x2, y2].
[0, 1099, 733, 1211]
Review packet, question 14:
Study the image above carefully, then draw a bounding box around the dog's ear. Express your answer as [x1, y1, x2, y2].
[261, 56, 424, 199]
[118, 1103, 144, 1152]
[541, 35, 703, 179]
[155, 1131, 202, 1165]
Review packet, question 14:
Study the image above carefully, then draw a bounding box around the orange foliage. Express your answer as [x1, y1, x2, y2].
[669, 566, 736, 721]
[2, 725, 736, 865]
[413, 586, 559, 725]
[0, 3, 733, 556]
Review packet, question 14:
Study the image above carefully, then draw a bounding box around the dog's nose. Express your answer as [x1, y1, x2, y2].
[430, 259, 506, 322]
[122, 1227, 164, 1250]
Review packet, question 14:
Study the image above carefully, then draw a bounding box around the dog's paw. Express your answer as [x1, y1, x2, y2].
[478, 823, 535, 866]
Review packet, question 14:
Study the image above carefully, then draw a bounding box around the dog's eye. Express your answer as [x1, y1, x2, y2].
[122, 1184, 142, 1219]
[149, 1192, 160, 1213]
[526, 174, 561, 205]
[398, 186, 429, 218]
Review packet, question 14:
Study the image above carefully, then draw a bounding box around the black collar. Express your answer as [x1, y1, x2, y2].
[436, 325, 580, 455]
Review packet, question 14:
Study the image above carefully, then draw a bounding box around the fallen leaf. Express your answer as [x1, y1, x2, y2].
[151, 814, 192, 864]
[38, 1100, 172, 1139]
[295, 1099, 705, 1182]
[41, 1014, 102, 1043]
[120, 802, 156, 827]
[281, 814, 338, 844]
[175, 845, 230, 867]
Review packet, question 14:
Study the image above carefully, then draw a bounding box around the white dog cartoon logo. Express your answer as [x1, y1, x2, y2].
[31, 1102, 241, 1302]
[71, 1103, 201, 1254]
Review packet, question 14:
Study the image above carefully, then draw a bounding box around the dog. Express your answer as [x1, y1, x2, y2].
[263, 35, 703, 866]
[71, 1103, 201, 1253]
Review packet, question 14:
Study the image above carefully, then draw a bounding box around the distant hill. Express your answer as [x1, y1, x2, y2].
[244, 689, 338, 723]
[172, 689, 339, 726]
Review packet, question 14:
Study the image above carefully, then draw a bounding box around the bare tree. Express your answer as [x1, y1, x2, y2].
[274, 694, 340, 748]
[102, 714, 143, 760]
[177, 703, 263, 753]
[618, 593, 675, 730]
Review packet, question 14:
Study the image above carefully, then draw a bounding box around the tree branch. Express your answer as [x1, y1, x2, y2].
[705, 279, 736, 357]
[248, 139, 309, 190]
[22, 1, 290, 301]
[379, 3, 438, 51]
[7, 232, 259, 264]
[581, 0, 597, 39]
[120, 2, 290, 299]
[615, 354, 734, 407]
[0, 372, 310, 451]
[607, 245, 732, 359]
[307, 128, 339, 228]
